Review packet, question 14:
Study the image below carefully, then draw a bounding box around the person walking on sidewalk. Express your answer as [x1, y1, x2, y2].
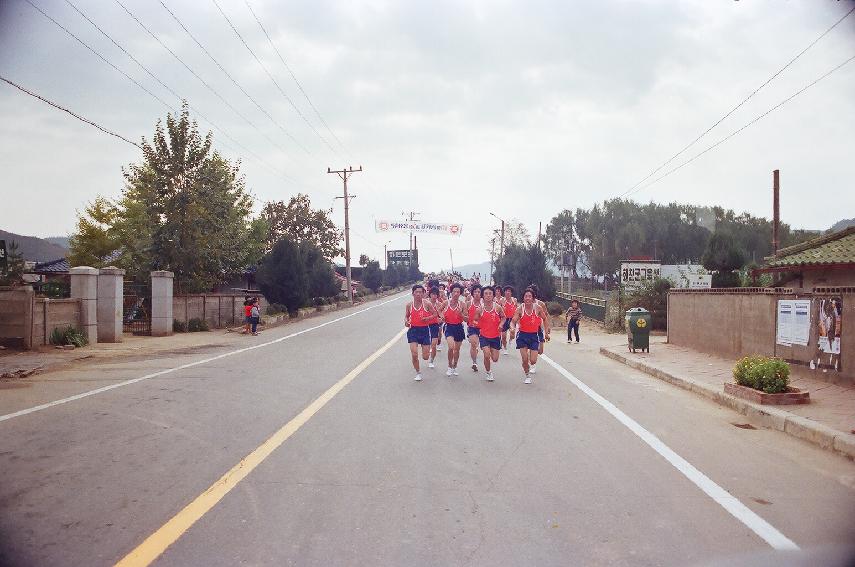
[250, 299, 261, 336]
[565, 299, 582, 343]
[242, 298, 253, 334]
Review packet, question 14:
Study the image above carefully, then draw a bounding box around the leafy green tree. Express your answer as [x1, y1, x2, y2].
[116, 103, 261, 291]
[0, 241, 25, 286]
[407, 261, 422, 283]
[702, 231, 746, 288]
[493, 243, 555, 300]
[261, 194, 343, 260]
[382, 263, 402, 288]
[362, 260, 382, 291]
[68, 196, 120, 267]
[303, 242, 339, 299]
[358, 254, 370, 267]
[256, 237, 308, 314]
[543, 209, 582, 279]
[624, 277, 672, 330]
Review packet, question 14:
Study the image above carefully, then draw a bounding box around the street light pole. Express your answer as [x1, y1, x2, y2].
[489, 211, 506, 260]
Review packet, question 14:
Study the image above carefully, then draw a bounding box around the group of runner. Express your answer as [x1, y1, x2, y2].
[404, 277, 551, 383]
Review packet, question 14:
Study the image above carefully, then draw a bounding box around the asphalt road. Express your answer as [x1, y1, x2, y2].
[1, 292, 854, 566]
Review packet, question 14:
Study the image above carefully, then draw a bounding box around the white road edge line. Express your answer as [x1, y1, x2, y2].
[0, 293, 408, 424]
[541, 354, 800, 552]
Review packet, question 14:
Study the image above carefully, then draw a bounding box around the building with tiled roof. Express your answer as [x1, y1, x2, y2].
[755, 226, 855, 289]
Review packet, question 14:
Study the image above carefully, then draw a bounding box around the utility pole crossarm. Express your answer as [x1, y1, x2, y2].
[328, 166, 362, 304]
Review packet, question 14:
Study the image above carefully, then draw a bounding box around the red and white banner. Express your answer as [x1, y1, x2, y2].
[375, 220, 462, 236]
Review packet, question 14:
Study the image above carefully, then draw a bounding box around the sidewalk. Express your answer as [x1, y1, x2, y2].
[599, 335, 855, 460]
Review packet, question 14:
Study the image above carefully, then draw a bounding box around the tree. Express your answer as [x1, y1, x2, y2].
[68, 196, 120, 267]
[382, 263, 402, 288]
[261, 194, 343, 260]
[358, 254, 370, 267]
[0, 241, 25, 286]
[302, 242, 339, 299]
[256, 238, 308, 314]
[75, 103, 265, 290]
[492, 243, 555, 300]
[543, 209, 581, 279]
[701, 231, 746, 288]
[362, 260, 382, 291]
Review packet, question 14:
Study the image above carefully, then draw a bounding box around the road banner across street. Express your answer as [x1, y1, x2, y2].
[375, 220, 462, 236]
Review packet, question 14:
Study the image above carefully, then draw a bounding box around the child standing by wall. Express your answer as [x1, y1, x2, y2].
[250, 299, 260, 336]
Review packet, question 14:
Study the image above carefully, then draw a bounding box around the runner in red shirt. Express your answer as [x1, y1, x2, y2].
[405, 284, 438, 381]
[439, 283, 466, 376]
[473, 286, 505, 382]
[512, 288, 550, 384]
[500, 285, 517, 354]
[464, 285, 482, 372]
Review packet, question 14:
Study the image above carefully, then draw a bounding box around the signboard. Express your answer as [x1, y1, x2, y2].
[776, 299, 811, 346]
[620, 262, 661, 289]
[660, 264, 712, 289]
[376, 220, 462, 236]
[0, 239, 6, 274]
[387, 249, 418, 267]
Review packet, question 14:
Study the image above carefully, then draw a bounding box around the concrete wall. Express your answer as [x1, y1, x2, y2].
[32, 298, 81, 348]
[0, 287, 34, 349]
[668, 288, 854, 383]
[173, 294, 268, 329]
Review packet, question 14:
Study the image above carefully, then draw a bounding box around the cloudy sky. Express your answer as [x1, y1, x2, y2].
[1, 0, 853, 271]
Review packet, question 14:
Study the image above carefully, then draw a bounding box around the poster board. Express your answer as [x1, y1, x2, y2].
[776, 299, 811, 346]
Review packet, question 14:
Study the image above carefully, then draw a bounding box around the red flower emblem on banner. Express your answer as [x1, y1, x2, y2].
[379, 222, 389, 231]
[450, 225, 460, 234]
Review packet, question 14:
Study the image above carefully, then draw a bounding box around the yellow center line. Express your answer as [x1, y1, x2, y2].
[115, 328, 407, 567]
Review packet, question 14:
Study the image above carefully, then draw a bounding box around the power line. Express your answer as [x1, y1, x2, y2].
[626, 52, 855, 197]
[158, 1, 310, 155]
[619, 4, 855, 199]
[0, 74, 141, 149]
[243, 0, 351, 157]
[63, 0, 297, 184]
[212, 0, 335, 157]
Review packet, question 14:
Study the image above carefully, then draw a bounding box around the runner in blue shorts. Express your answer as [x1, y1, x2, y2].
[427, 287, 441, 369]
[465, 285, 482, 372]
[512, 288, 551, 384]
[405, 284, 438, 381]
[440, 282, 466, 376]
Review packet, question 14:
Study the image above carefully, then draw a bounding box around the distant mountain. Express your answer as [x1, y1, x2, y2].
[828, 218, 855, 233]
[447, 261, 491, 278]
[0, 230, 68, 262]
[44, 236, 71, 249]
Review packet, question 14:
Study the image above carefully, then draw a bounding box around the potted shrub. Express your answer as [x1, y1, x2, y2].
[725, 355, 809, 405]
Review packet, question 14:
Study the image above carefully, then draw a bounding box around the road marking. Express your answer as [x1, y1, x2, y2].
[0, 294, 407, 424]
[114, 327, 406, 567]
[541, 354, 800, 552]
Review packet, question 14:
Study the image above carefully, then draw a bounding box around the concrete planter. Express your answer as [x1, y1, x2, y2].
[724, 382, 810, 405]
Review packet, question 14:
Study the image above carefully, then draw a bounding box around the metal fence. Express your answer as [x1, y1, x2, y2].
[123, 281, 151, 336]
[555, 291, 607, 323]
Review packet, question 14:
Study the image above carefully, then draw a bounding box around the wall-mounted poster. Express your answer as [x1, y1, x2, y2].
[776, 300, 811, 346]
[811, 297, 842, 372]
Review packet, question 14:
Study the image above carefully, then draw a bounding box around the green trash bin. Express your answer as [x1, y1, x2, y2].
[625, 307, 651, 353]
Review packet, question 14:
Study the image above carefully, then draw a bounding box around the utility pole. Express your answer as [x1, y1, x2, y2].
[403, 210, 421, 253]
[449, 248, 454, 273]
[772, 169, 780, 254]
[329, 165, 362, 303]
[499, 219, 505, 259]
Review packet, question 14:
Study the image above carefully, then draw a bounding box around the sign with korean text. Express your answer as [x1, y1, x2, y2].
[387, 249, 418, 267]
[375, 220, 462, 236]
[0, 240, 7, 274]
[620, 262, 661, 289]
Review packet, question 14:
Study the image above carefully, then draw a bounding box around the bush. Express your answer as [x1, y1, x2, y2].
[733, 355, 790, 394]
[49, 326, 88, 347]
[623, 277, 671, 330]
[266, 303, 286, 315]
[546, 301, 564, 316]
[187, 318, 209, 332]
[173, 320, 187, 333]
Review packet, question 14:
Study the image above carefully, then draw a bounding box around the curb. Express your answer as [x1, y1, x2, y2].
[599, 346, 855, 461]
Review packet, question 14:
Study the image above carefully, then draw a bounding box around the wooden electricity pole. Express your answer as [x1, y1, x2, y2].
[329, 166, 362, 303]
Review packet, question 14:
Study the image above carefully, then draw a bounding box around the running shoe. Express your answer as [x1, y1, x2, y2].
[524, 376, 532, 384]
[446, 368, 453, 376]
[414, 373, 422, 381]
[437, 345, 443, 352]
[486, 371, 495, 382]
[471, 363, 478, 372]
[502, 349, 509, 355]
[530, 364, 537, 374]
[428, 361, 435, 369]
[453, 368, 460, 376]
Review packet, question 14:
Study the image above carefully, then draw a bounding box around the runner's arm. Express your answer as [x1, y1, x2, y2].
[404, 303, 411, 327]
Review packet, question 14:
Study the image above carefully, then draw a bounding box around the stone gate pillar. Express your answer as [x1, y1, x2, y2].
[97, 267, 125, 342]
[150, 271, 174, 337]
[70, 266, 98, 344]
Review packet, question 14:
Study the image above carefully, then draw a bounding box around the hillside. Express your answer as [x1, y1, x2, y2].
[828, 218, 855, 233]
[0, 230, 68, 262]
